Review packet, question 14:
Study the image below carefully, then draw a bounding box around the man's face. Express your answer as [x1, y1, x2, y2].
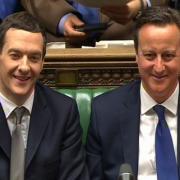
[0, 28, 44, 104]
[136, 24, 180, 103]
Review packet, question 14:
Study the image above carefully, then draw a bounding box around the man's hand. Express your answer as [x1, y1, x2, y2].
[64, 14, 86, 37]
[101, 0, 146, 24]
[63, 14, 89, 46]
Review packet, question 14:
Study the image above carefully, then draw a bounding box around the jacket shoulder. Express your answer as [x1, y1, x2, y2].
[93, 80, 140, 105]
[36, 82, 76, 106]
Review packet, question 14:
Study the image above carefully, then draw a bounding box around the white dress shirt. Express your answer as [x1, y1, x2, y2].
[138, 83, 179, 180]
[0, 91, 34, 149]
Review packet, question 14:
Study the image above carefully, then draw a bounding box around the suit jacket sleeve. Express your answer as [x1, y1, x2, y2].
[58, 99, 89, 180]
[20, 0, 80, 34]
[86, 100, 104, 180]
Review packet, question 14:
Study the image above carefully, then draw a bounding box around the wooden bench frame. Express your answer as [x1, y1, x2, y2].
[41, 47, 139, 88]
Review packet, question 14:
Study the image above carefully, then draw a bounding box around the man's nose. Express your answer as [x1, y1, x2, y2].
[153, 56, 165, 73]
[18, 57, 30, 73]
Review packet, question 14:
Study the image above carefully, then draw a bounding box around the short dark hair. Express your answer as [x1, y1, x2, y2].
[0, 11, 47, 56]
[134, 6, 180, 52]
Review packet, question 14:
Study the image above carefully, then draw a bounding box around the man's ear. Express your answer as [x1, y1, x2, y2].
[40, 58, 44, 71]
[135, 54, 138, 63]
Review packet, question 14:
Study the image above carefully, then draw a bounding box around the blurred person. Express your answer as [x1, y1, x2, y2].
[101, 0, 167, 23]
[21, 0, 165, 47]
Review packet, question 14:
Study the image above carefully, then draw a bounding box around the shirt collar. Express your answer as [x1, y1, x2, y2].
[0, 91, 35, 118]
[140, 82, 179, 115]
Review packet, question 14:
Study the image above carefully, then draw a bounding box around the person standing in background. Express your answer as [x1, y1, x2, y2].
[20, 0, 166, 46]
[101, 0, 167, 23]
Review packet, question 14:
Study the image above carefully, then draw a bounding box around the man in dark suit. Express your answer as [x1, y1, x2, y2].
[86, 6, 180, 180]
[20, 0, 167, 46]
[0, 11, 88, 180]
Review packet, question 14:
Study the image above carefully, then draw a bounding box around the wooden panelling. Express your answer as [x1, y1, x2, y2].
[41, 47, 139, 87]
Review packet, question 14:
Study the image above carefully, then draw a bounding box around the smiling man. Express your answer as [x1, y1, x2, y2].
[0, 12, 88, 180]
[86, 7, 180, 180]
[0, 28, 44, 105]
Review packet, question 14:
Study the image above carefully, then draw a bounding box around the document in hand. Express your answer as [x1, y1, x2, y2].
[75, 0, 131, 7]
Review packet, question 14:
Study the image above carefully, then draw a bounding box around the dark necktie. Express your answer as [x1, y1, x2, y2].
[10, 107, 26, 180]
[153, 105, 179, 180]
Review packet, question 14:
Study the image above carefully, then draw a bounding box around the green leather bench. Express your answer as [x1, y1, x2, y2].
[56, 88, 113, 144]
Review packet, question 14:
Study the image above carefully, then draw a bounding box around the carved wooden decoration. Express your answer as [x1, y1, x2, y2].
[42, 47, 138, 87]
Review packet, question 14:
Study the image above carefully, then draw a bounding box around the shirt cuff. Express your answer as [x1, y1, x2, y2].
[58, 13, 74, 35]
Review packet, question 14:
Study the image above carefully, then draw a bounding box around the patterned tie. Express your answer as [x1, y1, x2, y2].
[153, 105, 179, 180]
[10, 107, 26, 180]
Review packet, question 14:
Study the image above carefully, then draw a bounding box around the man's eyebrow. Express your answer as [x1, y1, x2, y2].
[163, 50, 176, 53]
[8, 48, 21, 53]
[7, 48, 42, 55]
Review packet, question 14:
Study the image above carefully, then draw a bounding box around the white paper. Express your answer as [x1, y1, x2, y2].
[47, 42, 65, 49]
[75, 0, 131, 7]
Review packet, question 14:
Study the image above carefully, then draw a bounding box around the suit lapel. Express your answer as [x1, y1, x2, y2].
[120, 81, 141, 177]
[25, 85, 51, 168]
[0, 103, 11, 158]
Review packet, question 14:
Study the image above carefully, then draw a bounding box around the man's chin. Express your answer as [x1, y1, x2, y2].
[12, 88, 33, 98]
[151, 87, 167, 95]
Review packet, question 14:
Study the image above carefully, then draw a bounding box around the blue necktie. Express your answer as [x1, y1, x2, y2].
[153, 105, 179, 180]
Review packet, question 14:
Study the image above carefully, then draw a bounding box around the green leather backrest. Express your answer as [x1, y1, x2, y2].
[56, 88, 112, 144]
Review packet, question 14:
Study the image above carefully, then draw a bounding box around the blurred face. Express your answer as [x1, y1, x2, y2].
[0, 28, 44, 105]
[136, 24, 180, 103]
